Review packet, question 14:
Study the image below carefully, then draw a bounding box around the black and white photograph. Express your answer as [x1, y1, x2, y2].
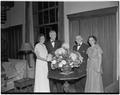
[1, 0, 119, 94]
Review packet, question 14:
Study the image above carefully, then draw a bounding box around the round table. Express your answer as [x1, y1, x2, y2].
[48, 68, 86, 92]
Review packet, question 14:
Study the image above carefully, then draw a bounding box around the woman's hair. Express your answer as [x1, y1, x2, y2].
[49, 30, 56, 35]
[38, 33, 45, 42]
[87, 35, 97, 46]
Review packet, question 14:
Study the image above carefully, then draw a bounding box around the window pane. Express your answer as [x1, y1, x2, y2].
[44, 10, 49, 24]
[56, 2, 58, 6]
[50, 9, 55, 23]
[45, 27, 51, 41]
[38, 2, 43, 10]
[43, 2, 48, 9]
[56, 8, 58, 22]
[38, 12, 43, 25]
[49, 2, 55, 7]
[39, 27, 45, 34]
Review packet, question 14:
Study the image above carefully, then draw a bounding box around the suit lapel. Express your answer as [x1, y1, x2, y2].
[49, 41, 53, 48]
[54, 40, 57, 48]
[78, 43, 84, 51]
[74, 45, 78, 51]
[49, 40, 56, 48]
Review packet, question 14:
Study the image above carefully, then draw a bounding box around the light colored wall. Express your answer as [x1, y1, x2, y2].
[64, 1, 118, 43]
[2, 2, 25, 43]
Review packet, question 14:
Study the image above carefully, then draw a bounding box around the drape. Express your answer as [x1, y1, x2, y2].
[79, 14, 116, 88]
[69, 12, 117, 88]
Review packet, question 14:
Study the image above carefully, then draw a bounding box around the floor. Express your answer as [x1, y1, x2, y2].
[2, 79, 119, 94]
[2, 86, 34, 93]
[2, 78, 34, 93]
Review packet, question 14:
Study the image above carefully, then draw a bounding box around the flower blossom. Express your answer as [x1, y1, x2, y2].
[55, 48, 66, 55]
[58, 60, 67, 67]
[70, 52, 77, 61]
[62, 43, 69, 50]
[52, 60, 57, 64]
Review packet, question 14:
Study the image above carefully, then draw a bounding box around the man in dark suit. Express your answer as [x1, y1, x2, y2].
[73, 35, 89, 92]
[45, 30, 62, 92]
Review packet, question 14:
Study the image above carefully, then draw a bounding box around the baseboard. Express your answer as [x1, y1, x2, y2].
[105, 80, 119, 93]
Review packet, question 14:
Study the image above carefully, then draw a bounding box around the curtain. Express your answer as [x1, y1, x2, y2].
[69, 20, 80, 50]
[79, 14, 116, 87]
[69, 9, 117, 88]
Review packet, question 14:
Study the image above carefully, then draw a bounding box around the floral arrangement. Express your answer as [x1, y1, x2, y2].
[50, 43, 83, 74]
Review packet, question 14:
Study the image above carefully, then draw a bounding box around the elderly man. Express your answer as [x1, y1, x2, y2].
[73, 35, 89, 92]
[45, 30, 62, 92]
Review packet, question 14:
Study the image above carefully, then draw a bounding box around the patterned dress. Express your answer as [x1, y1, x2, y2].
[34, 43, 50, 92]
[85, 44, 104, 92]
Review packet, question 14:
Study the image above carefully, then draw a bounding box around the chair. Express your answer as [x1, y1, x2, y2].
[2, 59, 26, 92]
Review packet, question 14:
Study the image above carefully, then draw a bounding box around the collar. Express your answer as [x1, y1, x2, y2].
[50, 39, 55, 42]
[77, 42, 82, 46]
[80, 42, 83, 45]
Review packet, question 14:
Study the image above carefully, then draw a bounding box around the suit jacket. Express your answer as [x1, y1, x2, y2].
[73, 43, 89, 72]
[45, 40, 62, 55]
[45, 40, 62, 71]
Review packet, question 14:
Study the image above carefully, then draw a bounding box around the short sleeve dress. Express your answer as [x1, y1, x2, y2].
[85, 44, 104, 92]
[34, 43, 50, 92]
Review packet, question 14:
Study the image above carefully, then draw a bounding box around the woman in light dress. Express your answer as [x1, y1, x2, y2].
[85, 35, 104, 92]
[34, 34, 50, 92]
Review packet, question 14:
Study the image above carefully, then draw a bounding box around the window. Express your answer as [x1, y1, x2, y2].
[33, 2, 64, 43]
[37, 2, 58, 41]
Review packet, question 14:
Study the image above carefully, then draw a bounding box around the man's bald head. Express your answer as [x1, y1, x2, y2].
[75, 35, 83, 45]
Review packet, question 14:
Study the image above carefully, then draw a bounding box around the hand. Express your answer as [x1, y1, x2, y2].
[47, 54, 53, 61]
[79, 56, 83, 62]
[51, 64, 56, 69]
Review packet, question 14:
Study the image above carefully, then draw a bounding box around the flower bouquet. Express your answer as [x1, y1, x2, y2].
[51, 43, 83, 75]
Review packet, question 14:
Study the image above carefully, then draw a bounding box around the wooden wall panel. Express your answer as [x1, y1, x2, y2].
[1, 25, 22, 60]
[69, 20, 79, 50]
[79, 14, 116, 87]
[68, 7, 117, 88]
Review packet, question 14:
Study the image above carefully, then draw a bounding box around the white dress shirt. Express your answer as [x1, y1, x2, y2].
[77, 42, 82, 50]
[51, 40, 55, 47]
